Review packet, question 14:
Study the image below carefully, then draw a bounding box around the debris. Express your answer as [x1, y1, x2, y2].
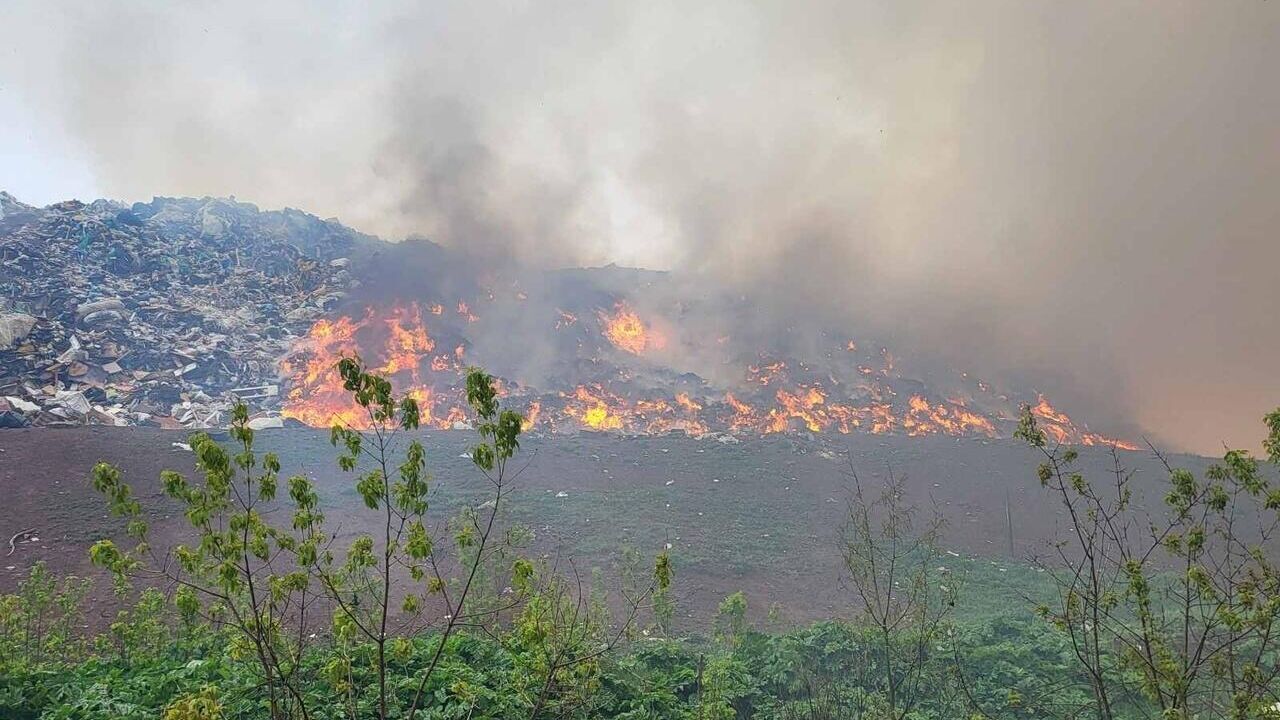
[75, 298, 127, 318]
[0, 313, 36, 349]
[230, 384, 279, 399]
[3, 396, 39, 413]
[246, 416, 284, 430]
[53, 390, 91, 415]
[0, 195, 363, 429]
[7, 528, 35, 556]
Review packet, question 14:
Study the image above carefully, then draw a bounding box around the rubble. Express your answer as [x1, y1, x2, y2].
[0, 313, 36, 349]
[0, 194, 371, 428]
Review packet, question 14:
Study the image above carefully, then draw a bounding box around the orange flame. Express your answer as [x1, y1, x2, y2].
[280, 304, 1137, 449]
[522, 400, 542, 431]
[281, 304, 470, 430]
[598, 303, 664, 355]
[1031, 395, 1139, 450]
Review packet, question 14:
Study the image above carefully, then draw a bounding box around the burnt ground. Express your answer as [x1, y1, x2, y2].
[0, 428, 1217, 630]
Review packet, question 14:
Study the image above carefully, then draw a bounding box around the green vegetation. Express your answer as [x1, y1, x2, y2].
[2, 367, 1279, 719]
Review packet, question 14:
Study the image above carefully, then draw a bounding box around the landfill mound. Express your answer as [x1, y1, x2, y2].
[1, 191, 1135, 446]
[0, 192, 366, 428]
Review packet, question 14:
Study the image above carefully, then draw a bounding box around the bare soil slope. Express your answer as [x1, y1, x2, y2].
[0, 428, 1213, 626]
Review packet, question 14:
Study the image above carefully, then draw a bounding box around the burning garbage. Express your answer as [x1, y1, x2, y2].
[0, 190, 1137, 449]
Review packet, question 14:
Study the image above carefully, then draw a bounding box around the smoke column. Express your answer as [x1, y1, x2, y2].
[3, 0, 1277, 453]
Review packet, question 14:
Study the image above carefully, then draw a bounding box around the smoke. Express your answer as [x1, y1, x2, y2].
[3, 0, 1278, 453]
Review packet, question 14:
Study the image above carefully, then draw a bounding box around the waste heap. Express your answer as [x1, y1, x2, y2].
[0, 191, 368, 428]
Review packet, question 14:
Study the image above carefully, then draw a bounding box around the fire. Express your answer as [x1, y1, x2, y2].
[773, 386, 827, 432]
[522, 400, 541, 431]
[379, 303, 434, 379]
[279, 303, 1138, 449]
[724, 392, 761, 432]
[566, 386, 625, 430]
[598, 303, 664, 355]
[1031, 396, 1072, 425]
[675, 392, 702, 413]
[557, 385, 707, 435]
[1031, 395, 1139, 451]
[281, 303, 470, 430]
[902, 395, 996, 437]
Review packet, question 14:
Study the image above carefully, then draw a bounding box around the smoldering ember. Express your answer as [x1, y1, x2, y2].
[0, 190, 1130, 447]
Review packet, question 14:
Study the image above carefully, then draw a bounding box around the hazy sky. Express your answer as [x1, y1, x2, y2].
[2, 1, 1277, 454]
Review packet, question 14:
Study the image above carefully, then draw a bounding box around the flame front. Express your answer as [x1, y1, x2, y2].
[599, 303, 664, 355]
[1030, 396, 1139, 451]
[281, 303, 469, 430]
[280, 299, 1137, 450]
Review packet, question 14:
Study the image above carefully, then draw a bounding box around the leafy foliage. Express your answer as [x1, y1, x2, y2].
[1016, 403, 1280, 719]
[69, 361, 667, 720]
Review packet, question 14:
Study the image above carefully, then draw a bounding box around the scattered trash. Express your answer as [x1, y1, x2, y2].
[7, 528, 36, 556]
[230, 384, 279, 400]
[0, 194, 360, 429]
[247, 416, 284, 430]
[0, 313, 36, 349]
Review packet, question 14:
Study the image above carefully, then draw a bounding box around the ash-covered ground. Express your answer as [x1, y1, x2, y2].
[0, 428, 1210, 629]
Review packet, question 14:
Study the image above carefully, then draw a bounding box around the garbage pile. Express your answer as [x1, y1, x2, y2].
[0, 192, 368, 428]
